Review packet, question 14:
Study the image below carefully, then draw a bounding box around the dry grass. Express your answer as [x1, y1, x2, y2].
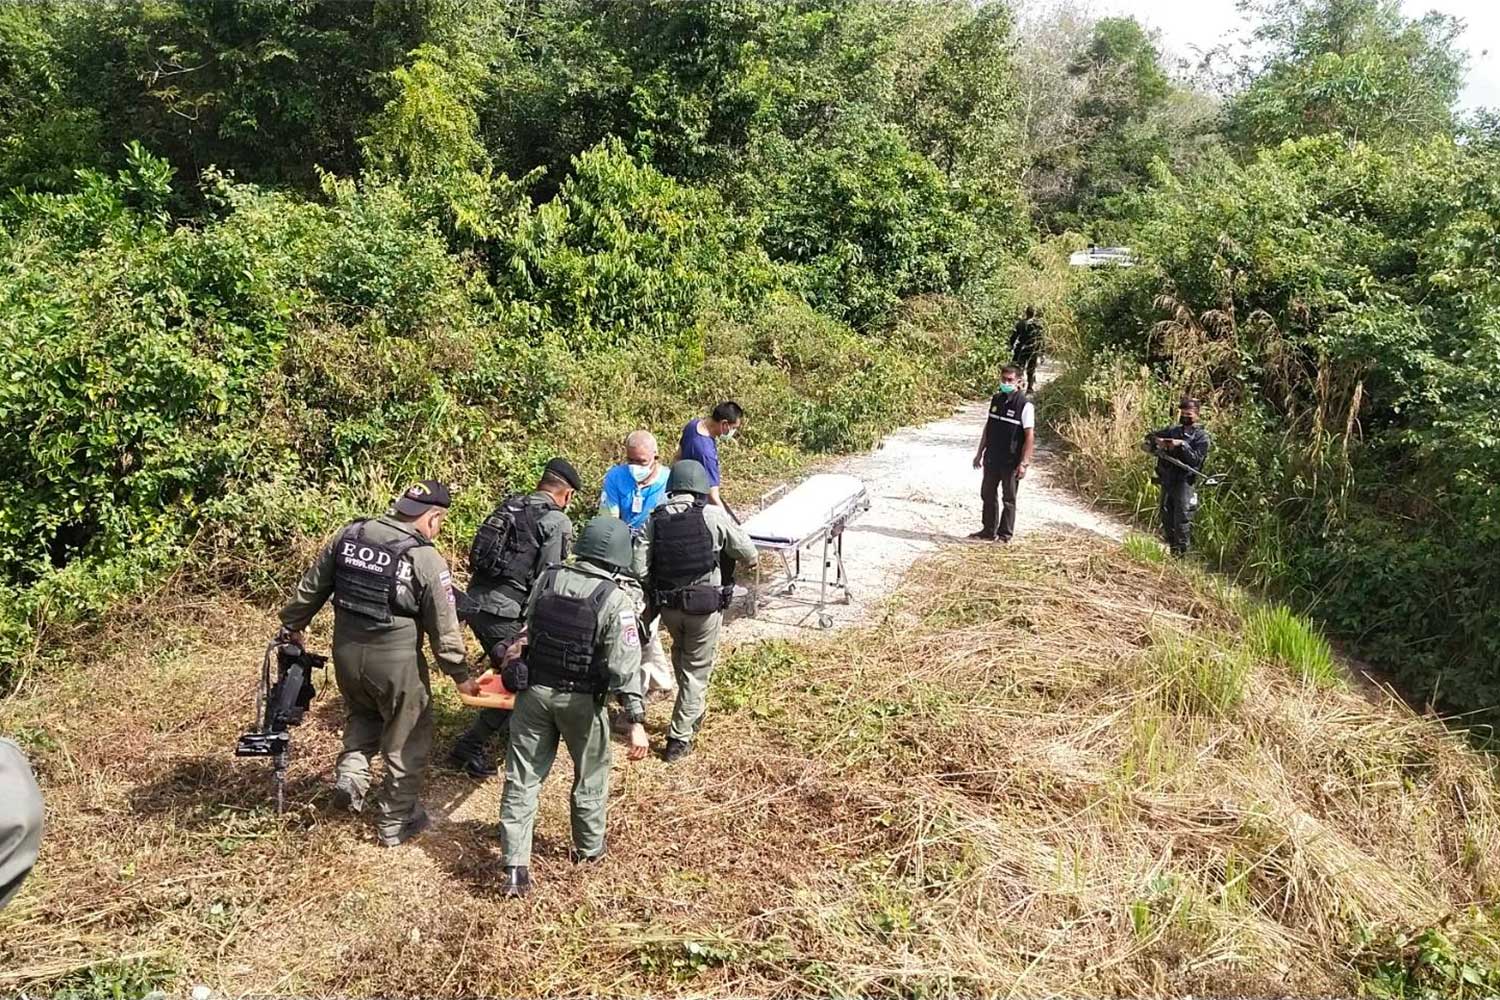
[3, 536, 1498, 997]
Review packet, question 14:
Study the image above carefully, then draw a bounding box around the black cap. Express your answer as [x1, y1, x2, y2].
[394, 479, 452, 516]
[543, 457, 582, 491]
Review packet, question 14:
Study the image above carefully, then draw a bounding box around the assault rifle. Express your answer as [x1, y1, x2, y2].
[234, 638, 327, 813]
[1142, 436, 1228, 488]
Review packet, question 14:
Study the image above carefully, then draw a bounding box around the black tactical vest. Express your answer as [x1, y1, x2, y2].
[984, 390, 1030, 468]
[469, 493, 554, 600]
[526, 568, 617, 695]
[331, 521, 429, 624]
[648, 499, 716, 590]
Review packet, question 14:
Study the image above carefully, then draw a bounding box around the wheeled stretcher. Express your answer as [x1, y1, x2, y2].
[741, 473, 870, 628]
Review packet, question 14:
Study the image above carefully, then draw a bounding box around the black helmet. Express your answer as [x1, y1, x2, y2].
[666, 459, 712, 496]
[574, 515, 632, 572]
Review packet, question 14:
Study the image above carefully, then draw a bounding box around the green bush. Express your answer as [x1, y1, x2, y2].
[1053, 135, 1500, 718]
[0, 144, 978, 686]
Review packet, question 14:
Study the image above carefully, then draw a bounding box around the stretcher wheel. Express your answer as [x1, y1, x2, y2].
[818, 614, 834, 629]
[783, 582, 796, 595]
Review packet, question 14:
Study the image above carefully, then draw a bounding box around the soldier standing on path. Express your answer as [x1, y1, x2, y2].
[1011, 305, 1044, 394]
[640, 460, 757, 763]
[278, 481, 477, 848]
[445, 458, 582, 779]
[1145, 398, 1212, 556]
[498, 516, 650, 898]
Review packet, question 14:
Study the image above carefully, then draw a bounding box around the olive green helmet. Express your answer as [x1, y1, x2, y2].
[666, 459, 712, 497]
[574, 514, 633, 572]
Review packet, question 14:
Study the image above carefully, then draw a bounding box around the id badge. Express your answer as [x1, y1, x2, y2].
[631, 491, 644, 514]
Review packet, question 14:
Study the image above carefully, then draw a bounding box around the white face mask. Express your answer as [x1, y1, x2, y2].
[722, 428, 737, 441]
[629, 462, 655, 483]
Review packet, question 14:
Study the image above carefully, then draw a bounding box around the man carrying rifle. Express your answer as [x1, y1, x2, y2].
[1144, 398, 1212, 556]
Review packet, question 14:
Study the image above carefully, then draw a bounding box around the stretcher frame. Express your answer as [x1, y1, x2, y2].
[745, 481, 870, 629]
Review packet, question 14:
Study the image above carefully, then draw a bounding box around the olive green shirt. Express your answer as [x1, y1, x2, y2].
[278, 515, 469, 680]
[636, 492, 757, 585]
[468, 492, 574, 619]
[525, 560, 645, 719]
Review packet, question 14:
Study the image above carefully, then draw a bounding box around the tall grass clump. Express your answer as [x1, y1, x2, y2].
[1121, 532, 1169, 564]
[1051, 134, 1500, 721]
[1141, 630, 1253, 718]
[1244, 604, 1339, 687]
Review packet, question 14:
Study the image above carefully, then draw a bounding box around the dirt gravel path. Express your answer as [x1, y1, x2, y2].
[731, 366, 1128, 639]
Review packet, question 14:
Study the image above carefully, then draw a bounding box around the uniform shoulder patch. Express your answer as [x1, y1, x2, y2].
[439, 568, 455, 605]
[617, 607, 640, 648]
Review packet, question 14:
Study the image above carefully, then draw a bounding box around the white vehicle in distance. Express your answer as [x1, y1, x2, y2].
[1068, 245, 1136, 267]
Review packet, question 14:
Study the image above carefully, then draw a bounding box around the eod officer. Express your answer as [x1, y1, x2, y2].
[446, 458, 582, 779]
[499, 516, 649, 898]
[278, 481, 476, 847]
[641, 460, 756, 762]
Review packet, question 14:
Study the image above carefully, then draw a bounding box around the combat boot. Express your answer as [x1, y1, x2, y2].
[331, 777, 365, 813]
[663, 738, 692, 763]
[443, 748, 498, 780]
[378, 806, 431, 848]
[502, 865, 531, 898]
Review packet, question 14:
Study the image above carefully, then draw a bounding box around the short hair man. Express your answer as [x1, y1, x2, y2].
[1144, 398, 1211, 556]
[677, 402, 745, 596]
[279, 480, 474, 846]
[601, 431, 668, 533]
[445, 458, 582, 779]
[600, 431, 673, 698]
[676, 402, 742, 512]
[970, 365, 1036, 543]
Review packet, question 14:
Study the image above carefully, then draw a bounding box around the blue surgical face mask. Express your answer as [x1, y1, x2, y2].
[999, 383, 1018, 394]
[629, 462, 655, 483]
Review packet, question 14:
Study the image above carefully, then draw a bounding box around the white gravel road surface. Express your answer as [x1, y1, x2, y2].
[730, 375, 1128, 640]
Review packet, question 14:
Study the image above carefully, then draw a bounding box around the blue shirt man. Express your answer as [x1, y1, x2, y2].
[676, 401, 743, 510]
[601, 430, 669, 533]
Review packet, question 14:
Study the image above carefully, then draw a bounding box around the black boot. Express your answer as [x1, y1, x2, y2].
[502, 865, 531, 898]
[443, 748, 498, 779]
[663, 738, 692, 763]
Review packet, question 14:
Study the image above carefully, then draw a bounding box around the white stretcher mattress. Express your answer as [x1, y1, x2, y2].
[742, 473, 867, 546]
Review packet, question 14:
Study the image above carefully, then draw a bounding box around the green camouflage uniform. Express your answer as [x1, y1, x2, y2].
[499, 560, 644, 865]
[279, 515, 466, 842]
[640, 493, 756, 745]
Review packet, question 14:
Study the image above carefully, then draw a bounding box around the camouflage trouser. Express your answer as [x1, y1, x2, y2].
[331, 634, 432, 841]
[499, 685, 612, 866]
[659, 608, 722, 744]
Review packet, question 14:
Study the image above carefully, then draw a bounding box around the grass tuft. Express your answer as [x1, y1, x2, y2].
[1122, 532, 1170, 564]
[1141, 629, 1253, 718]
[1244, 604, 1340, 686]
